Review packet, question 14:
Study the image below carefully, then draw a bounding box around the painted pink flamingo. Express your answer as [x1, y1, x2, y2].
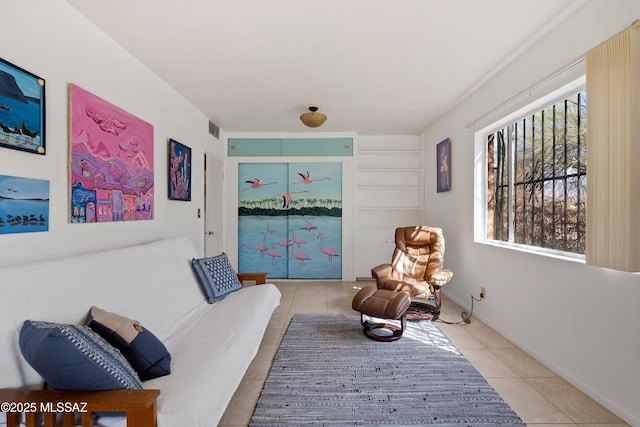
[242, 178, 278, 192]
[277, 190, 309, 208]
[265, 243, 283, 265]
[266, 223, 276, 233]
[276, 238, 293, 249]
[290, 244, 311, 266]
[300, 220, 318, 231]
[289, 228, 306, 248]
[291, 171, 332, 185]
[240, 232, 267, 258]
[317, 232, 340, 263]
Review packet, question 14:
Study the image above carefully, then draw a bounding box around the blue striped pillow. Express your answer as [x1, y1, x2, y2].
[19, 320, 142, 390]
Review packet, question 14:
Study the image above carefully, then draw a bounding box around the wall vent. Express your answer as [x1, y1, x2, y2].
[208, 120, 220, 139]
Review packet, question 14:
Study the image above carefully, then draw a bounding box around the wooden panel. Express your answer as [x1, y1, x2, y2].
[281, 138, 353, 156]
[228, 138, 281, 156]
[358, 188, 422, 208]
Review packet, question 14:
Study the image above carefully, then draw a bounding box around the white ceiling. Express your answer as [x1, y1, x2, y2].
[66, 0, 583, 135]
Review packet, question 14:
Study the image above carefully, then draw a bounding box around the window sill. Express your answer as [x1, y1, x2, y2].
[476, 239, 586, 264]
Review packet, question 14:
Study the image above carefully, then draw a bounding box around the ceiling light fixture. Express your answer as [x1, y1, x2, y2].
[299, 106, 327, 128]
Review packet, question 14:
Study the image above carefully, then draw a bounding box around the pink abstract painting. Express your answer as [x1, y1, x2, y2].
[69, 84, 154, 223]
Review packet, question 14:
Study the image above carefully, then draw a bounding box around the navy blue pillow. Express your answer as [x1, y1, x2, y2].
[19, 320, 142, 390]
[86, 307, 171, 381]
[191, 252, 243, 303]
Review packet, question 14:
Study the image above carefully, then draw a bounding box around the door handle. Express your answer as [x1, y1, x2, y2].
[206, 231, 215, 236]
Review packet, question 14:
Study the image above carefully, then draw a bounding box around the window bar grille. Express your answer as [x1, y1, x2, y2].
[551, 104, 557, 249]
[487, 89, 586, 254]
[508, 124, 515, 244]
[520, 120, 526, 243]
[563, 99, 569, 251]
[576, 92, 583, 253]
[529, 115, 536, 245]
[541, 109, 546, 247]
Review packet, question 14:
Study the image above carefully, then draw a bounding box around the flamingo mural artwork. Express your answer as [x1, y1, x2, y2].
[242, 178, 278, 192]
[277, 190, 309, 208]
[318, 232, 340, 263]
[300, 220, 317, 231]
[290, 245, 311, 266]
[275, 238, 293, 249]
[291, 170, 332, 185]
[240, 231, 267, 258]
[238, 162, 341, 279]
[265, 243, 283, 265]
[289, 228, 306, 248]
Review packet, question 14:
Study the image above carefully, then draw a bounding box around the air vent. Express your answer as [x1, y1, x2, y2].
[208, 120, 220, 139]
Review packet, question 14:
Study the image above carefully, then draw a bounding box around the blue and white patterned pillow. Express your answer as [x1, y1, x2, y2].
[19, 320, 142, 390]
[191, 252, 243, 303]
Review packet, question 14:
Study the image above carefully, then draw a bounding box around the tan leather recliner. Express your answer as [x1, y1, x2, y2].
[371, 226, 453, 318]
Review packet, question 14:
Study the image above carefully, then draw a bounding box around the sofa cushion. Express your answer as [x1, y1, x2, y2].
[19, 320, 142, 390]
[191, 253, 243, 303]
[86, 306, 171, 381]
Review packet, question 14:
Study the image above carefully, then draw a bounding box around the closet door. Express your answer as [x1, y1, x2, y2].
[238, 162, 342, 279]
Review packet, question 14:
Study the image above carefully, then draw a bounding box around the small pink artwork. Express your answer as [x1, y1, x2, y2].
[69, 84, 154, 223]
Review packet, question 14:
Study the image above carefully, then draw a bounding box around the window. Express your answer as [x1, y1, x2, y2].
[483, 86, 587, 256]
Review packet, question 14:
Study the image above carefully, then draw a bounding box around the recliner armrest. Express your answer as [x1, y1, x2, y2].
[429, 269, 453, 287]
[371, 264, 392, 282]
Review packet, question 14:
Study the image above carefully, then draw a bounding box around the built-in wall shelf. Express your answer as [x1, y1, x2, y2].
[354, 135, 424, 277]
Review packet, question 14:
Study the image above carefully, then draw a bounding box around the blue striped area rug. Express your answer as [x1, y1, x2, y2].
[250, 314, 524, 426]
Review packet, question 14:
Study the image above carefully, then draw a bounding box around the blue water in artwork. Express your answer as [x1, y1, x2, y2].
[0, 199, 48, 234]
[239, 215, 342, 279]
[0, 95, 43, 150]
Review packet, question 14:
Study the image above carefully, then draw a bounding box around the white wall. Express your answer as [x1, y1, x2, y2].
[423, 1, 640, 424]
[0, 0, 225, 268]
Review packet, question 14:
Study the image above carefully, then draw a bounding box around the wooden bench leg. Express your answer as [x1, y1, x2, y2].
[126, 399, 157, 427]
[6, 412, 20, 427]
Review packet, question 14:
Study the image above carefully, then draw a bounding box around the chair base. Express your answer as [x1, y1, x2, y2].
[360, 313, 406, 342]
[406, 299, 440, 321]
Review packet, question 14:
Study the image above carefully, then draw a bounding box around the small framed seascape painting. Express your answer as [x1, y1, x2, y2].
[436, 138, 451, 193]
[168, 138, 191, 201]
[0, 58, 46, 155]
[0, 174, 49, 234]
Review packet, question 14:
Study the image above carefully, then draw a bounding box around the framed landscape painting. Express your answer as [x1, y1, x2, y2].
[436, 138, 451, 193]
[0, 58, 45, 155]
[168, 138, 191, 201]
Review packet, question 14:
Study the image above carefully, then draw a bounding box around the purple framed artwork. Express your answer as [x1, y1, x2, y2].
[0, 174, 49, 234]
[436, 138, 451, 193]
[69, 84, 154, 223]
[0, 57, 45, 155]
[168, 138, 191, 201]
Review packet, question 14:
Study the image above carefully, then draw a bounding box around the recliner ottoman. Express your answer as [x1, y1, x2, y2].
[352, 286, 410, 341]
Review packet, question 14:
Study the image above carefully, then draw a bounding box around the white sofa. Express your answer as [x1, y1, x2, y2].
[0, 237, 281, 426]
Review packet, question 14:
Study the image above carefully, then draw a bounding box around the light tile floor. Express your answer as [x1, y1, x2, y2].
[219, 281, 629, 427]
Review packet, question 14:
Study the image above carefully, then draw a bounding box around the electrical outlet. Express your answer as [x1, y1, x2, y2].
[480, 287, 486, 299]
